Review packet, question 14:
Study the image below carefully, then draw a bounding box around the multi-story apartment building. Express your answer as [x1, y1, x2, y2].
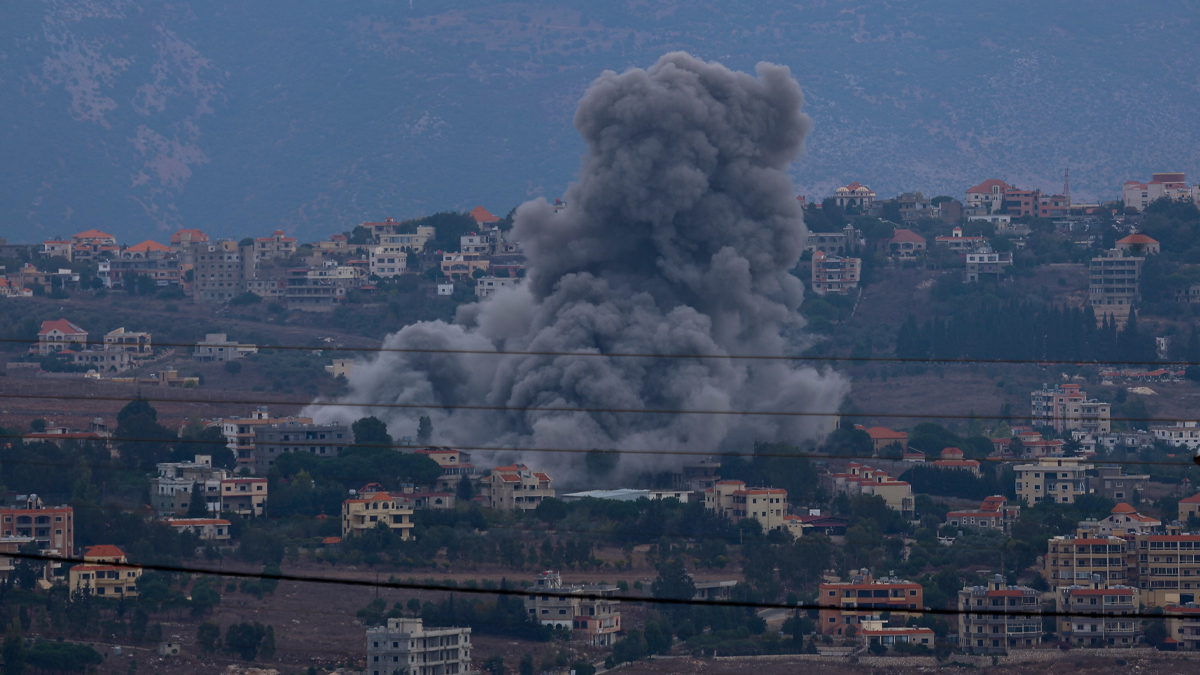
[69, 545, 141, 598]
[416, 449, 477, 491]
[481, 464, 554, 511]
[1122, 172, 1192, 212]
[475, 276, 518, 298]
[810, 251, 861, 295]
[822, 463, 914, 518]
[956, 575, 1042, 653]
[1088, 466, 1150, 503]
[459, 233, 489, 255]
[220, 477, 268, 517]
[366, 618, 471, 675]
[70, 229, 119, 262]
[523, 571, 622, 646]
[1043, 530, 1130, 589]
[964, 247, 1012, 283]
[215, 407, 314, 473]
[151, 455, 227, 515]
[1165, 604, 1200, 651]
[370, 246, 408, 278]
[945, 496, 1020, 534]
[805, 225, 863, 255]
[703, 481, 789, 532]
[1055, 583, 1140, 647]
[1030, 383, 1111, 434]
[252, 421, 352, 474]
[108, 243, 180, 288]
[1089, 248, 1144, 323]
[42, 239, 73, 261]
[1133, 532, 1200, 606]
[104, 328, 152, 354]
[342, 489, 414, 540]
[0, 496, 74, 556]
[440, 252, 490, 279]
[376, 226, 436, 253]
[253, 230, 297, 259]
[818, 570, 923, 637]
[1153, 421, 1200, 450]
[192, 240, 252, 303]
[1015, 457, 1092, 506]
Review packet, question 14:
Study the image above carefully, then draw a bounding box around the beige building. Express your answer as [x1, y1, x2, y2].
[417, 449, 477, 491]
[945, 496, 1019, 534]
[822, 463, 914, 518]
[1165, 605, 1200, 650]
[1043, 530, 1130, 588]
[342, 491, 414, 540]
[221, 478, 268, 517]
[36, 318, 87, 356]
[440, 252, 490, 279]
[481, 464, 554, 511]
[1015, 457, 1092, 506]
[1089, 248, 1144, 325]
[192, 240, 252, 303]
[703, 480, 789, 532]
[214, 407, 314, 473]
[1077, 503, 1160, 537]
[1055, 583, 1140, 647]
[367, 618, 471, 675]
[1133, 532, 1200, 607]
[1180, 493, 1200, 523]
[164, 518, 232, 541]
[957, 575, 1043, 654]
[104, 327, 152, 354]
[253, 230, 297, 259]
[523, 571, 622, 646]
[1031, 383, 1111, 434]
[69, 545, 142, 598]
[810, 251, 861, 295]
[369, 245, 408, 278]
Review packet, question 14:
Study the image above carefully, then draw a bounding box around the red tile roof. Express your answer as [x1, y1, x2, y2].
[1111, 503, 1137, 514]
[966, 179, 1013, 194]
[469, 206, 500, 223]
[85, 544, 126, 558]
[865, 427, 907, 440]
[166, 518, 230, 526]
[889, 229, 926, 244]
[1179, 493, 1200, 505]
[38, 319, 86, 336]
[72, 229, 116, 240]
[126, 240, 170, 253]
[1116, 234, 1158, 245]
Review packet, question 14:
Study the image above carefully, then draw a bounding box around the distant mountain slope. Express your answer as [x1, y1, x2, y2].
[2, 1, 1198, 243]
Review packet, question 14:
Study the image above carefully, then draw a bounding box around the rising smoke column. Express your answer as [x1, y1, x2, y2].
[309, 53, 849, 482]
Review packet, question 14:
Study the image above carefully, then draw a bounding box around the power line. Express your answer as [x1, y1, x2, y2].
[8, 335, 1198, 367]
[1, 549, 1175, 622]
[2, 390, 1199, 426]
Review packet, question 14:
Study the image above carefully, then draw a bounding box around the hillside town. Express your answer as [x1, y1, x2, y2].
[0, 174, 1199, 674]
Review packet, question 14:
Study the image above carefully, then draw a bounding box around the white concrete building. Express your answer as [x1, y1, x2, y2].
[370, 246, 408, 278]
[1122, 173, 1193, 212]
[367, 618, 471, 675]
[474, 276, 518, 298]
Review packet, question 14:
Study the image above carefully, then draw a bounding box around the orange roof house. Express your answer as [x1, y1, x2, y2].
[38, 319, 86, 337]
[1115, 233, 1160, 255]
[170, 229, 210, 248]
[71, 229, 117, 243]
[469, 206, 500, 224]
[862, 427, 908, 453]
[125, 240, 171, 254]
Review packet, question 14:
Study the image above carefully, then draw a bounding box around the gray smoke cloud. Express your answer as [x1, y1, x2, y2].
[308, 52, 850, 485]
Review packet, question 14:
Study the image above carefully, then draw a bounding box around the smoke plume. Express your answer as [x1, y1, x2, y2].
[309, 53, 849, 484]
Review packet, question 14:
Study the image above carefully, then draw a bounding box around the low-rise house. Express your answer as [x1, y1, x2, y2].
[326, 359, 355, 379]
[1180, 493, 1200, 523]
[475, 276, 518, 298]
[342, 490, 413, 540]
[1154, 421, 1200, 450]
[164, 518, 232, 541]
[523, 571, 622, 646]
[693, 579, 738, 601]
[36, 319, 87, 356]
[416, 448, 476, 491]
[931, 447, 981, 476]
[957, 575, 1042, 653]
[481, 464, 554, 511]
[1077, 503, 1159, 537]
[42, 240, 73, 261]
[805, 226, 863, 255]
[833, 182, 876, 210]
[69, 545, 141, 598]
[886, 229, 926, 257]
[860, 621, 934, 651]
[367, 617, 471, 675]
[440, 252, 490, 279]
[860, 426, 908, 453]
[822, 463, 914, 518]
[220, 477, 268, 517]
[192, 333, 257, 362]
[934, 227, 985, 251]
[703, 480, 788, 532]
[965, 179, 1013, 211]
[374, 225, 436, 253]
[109, 241, 180, 287]
[1122, 173, 1191, 212]
[1116, 233, 1160, 256]
[68, 348, 133, 372]
[104, 328, 152, 354]
[70, 229, 119, 262]
[1055, 582, 1141, 647]
[818, 570, 923, 637]
[254, 230, 298, 259]
[946, 496, 1019, 534]
[965, 247, 1012, 283]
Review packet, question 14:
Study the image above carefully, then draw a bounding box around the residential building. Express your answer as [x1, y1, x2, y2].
[957, 575, 1043, 653]
[460, 233, 489, 255]
[376, 226, 436, 253]
[1133, 532, 1200, 606]
[151, 455, 246, 516]
[416, 449, 477, 491]
[214, 407, 314, 473]
[945, 496, 1019, 534]
[810, 251, 860, 295]
[0, 497, 74, 556]
[8, 264, 77, 294]
[170, 228, 210, 252]
[931, 447, 981, 476]
[440, 252, 490, 279]
[1043, 530, 1130, 588]
[833, 182, 876, 210]
[1015, 457, 1092, 505]
[36, 319, 87, 355]
[109, 241, 180, 288]
[103, 328, 152, 354]
[785, 512, 848, 538]
[1089, 248, 1144, 323]
[342, 488, 414, 540]
[523, 571, 622, 646]
[965, 179, 1013, 211]
[1037, 193, 1071, 219]
[1089, 466, 1150, 502]
[1180, 493, 1200, 524]
[164, 518, 232, 541]
[1055, 583, 1141, 647]
[42, 240, 73, 261]
[481, 464, 554, 511]
[938, 199, 963, 224]
[1001, 188, 1036, 217]
[860, 426, 908, 453]
[703, 480, 788, 532]
[366, 618, 471, 675]
[1165, 605, 1200, 650]
[192, 333, 257, 362]
[284, 266, 363, 311]
[252, 421, 352, 474]
[192, 240, 251, 303]
[818, 570, 923, 636]
[1153, 422, 1200, 450]
[822, 463, 915, 518]
[70, 229, 119, 262]
[370, 246, 408, 278]
[220, 477, 268, 517]
[469, 206, 501, 226]
[69, 545, 141, 598]
[0, 278, 32, 297]
[1114, 233, 1160, 257]
[1031, 383, 1111, 434]
[326, 359, 355, 379]
[896, 192, 937, 222]
[859, 622, 935, 652]
[934, 227, 985, 252]
[1077, 503, 1160, 538]
[805, 226, 863, 255]
[1122, 173, 1191, 212]
[254, 230, 297, 259]
[964, 247, 1012, 283]
[69, 349, 133, 372]
[886, 229, 926, 257]
[475, 276, 518, 298]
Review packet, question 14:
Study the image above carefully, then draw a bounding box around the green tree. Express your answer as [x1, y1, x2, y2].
[352, 417, 393, 448]
[456, 474, 475, 501]
[187, 482, 209, 517]
[482, 656, 506, 675]
[197, 622, 221, 653]
[534, 498, 567, 524]
[651, 558, 695, 602]
[3, 619, 25, 675]
[260, 626, 276, 660]
[518, 653, 534, 675]
[224, 622, 266, 660]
